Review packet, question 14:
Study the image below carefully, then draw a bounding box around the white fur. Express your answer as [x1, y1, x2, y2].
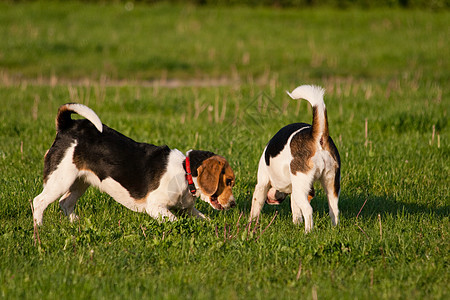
[87, 173, 147, 213]
[250, 85, 339, 233]
[33, 146, 207, 225]
[63, 103, 103, 132]
[287, 85, 326, 140]
[191, 176, 235, 210]
[286, 85, 325, 109]
[250, 134, 339, 232]
[144, 150, 204, 221]
[265, 127, 309, 193]
[33, 143, 79, 225]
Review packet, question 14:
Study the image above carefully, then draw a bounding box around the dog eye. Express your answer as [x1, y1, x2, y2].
[226, 178, 233, 186]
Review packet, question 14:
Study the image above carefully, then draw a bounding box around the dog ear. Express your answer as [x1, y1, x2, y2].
[197, 157, 225, 196]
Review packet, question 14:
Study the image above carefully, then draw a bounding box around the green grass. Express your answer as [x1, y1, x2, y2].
[1, 1, 448, 85]
[0, 1, 449, 299]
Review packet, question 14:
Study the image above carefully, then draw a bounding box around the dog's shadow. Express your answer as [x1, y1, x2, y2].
[338, 193, 449, 219]
[246, 191, 449, 222]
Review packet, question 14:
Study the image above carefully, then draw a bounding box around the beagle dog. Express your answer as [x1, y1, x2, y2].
[249, 85, 341, 232]
[33, 103, 236, 226]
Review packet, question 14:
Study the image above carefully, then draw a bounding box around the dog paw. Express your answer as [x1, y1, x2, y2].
[69, 214, 79, 223]
[292, 215, 304, 225]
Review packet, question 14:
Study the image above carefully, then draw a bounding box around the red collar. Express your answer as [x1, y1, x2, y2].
[185, 156, 197, 195]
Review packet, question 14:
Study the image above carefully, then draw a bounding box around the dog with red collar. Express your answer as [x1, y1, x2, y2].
[250, 85, 341, 233]
[33, 103, 236, 225]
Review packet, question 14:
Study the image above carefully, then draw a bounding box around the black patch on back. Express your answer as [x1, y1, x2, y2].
[59, 119, 171, 199]
[183, 150, 216, 177]
[264, 123, 311, 166]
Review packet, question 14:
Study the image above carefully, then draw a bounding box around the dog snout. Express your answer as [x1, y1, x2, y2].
[230, 200, 236, 208]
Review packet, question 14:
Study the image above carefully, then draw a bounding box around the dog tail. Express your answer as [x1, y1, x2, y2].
[286, 85, 329, 145]
[56, 103, 103, 133]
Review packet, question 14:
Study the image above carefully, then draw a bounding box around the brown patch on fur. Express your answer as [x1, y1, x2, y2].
[290, 106, 332, 175]
[311, 106, 321, 142]
[319, 106, 341, 197]
[312, 105, 341, 198]
[322, 136, 341, 198]
[72, 153, 86, 171]
[308, 187, 315, 203]
[197, 155, 235, 207]
[290, 130, 316, 174]
[216, 165, 235, 207]
[134, 197, 148, 204]
[333, 169, 340, 198]
[314, 107, 330, 147]
[197, 157, 224, 196]
[322, 108, 330, 144]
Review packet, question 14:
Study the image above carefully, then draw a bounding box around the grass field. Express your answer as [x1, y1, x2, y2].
[0, 1, 449, 299]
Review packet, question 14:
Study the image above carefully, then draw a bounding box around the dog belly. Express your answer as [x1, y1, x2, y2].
[270, 182, 291, 194]
[268, 171, 292, 193]
[266, 161, 292, 193]
[79, 170, 147, 212]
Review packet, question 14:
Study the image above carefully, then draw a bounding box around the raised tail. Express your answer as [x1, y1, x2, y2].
[56, 103, 103, 133]
[287, 85, 329, 146]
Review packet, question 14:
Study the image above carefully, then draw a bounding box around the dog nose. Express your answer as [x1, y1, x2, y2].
[230, 201, 236, 208]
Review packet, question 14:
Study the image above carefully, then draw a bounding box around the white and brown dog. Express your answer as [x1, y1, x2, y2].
[33, 103, 236, 226]
[249, 85, 341, 232]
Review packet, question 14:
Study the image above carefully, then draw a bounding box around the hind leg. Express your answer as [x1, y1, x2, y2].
[320, 170, 340, 226]
[59, 178, 90, 223]
[33, 178, 77, 226]
[33, 155, 79, 225]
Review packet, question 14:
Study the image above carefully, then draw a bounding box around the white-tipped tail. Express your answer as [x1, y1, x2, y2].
[286, 85, 325, 109]
[58, 103, 103, 132]
[287, 84, 328, 144]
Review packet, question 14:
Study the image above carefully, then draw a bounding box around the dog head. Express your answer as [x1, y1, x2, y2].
[195, 155, 236, 210]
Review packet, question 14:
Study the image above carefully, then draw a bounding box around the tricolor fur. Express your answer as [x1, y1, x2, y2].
[249, 85, 341, 232]
[33, 103, 236, 226]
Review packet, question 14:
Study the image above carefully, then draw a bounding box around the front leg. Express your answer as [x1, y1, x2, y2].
[291, 199, 304, 224]
[250, 182, 271, 221]
[250, 156, 271, 221]
[146, 205, 177, 222]
[185, 207, 208, 220]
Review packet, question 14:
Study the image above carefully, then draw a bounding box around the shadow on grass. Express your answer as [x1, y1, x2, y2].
[339, 193, 449, 219]
[252, 192, 449, 222]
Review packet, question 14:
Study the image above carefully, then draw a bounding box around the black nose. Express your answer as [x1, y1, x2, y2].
[230, 201, 236, 208]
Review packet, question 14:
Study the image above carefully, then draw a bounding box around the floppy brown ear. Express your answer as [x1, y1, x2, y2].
[197, 157, 225, 196]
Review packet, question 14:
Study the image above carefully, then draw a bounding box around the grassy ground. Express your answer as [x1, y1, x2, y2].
[0, 1, 449, 299]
